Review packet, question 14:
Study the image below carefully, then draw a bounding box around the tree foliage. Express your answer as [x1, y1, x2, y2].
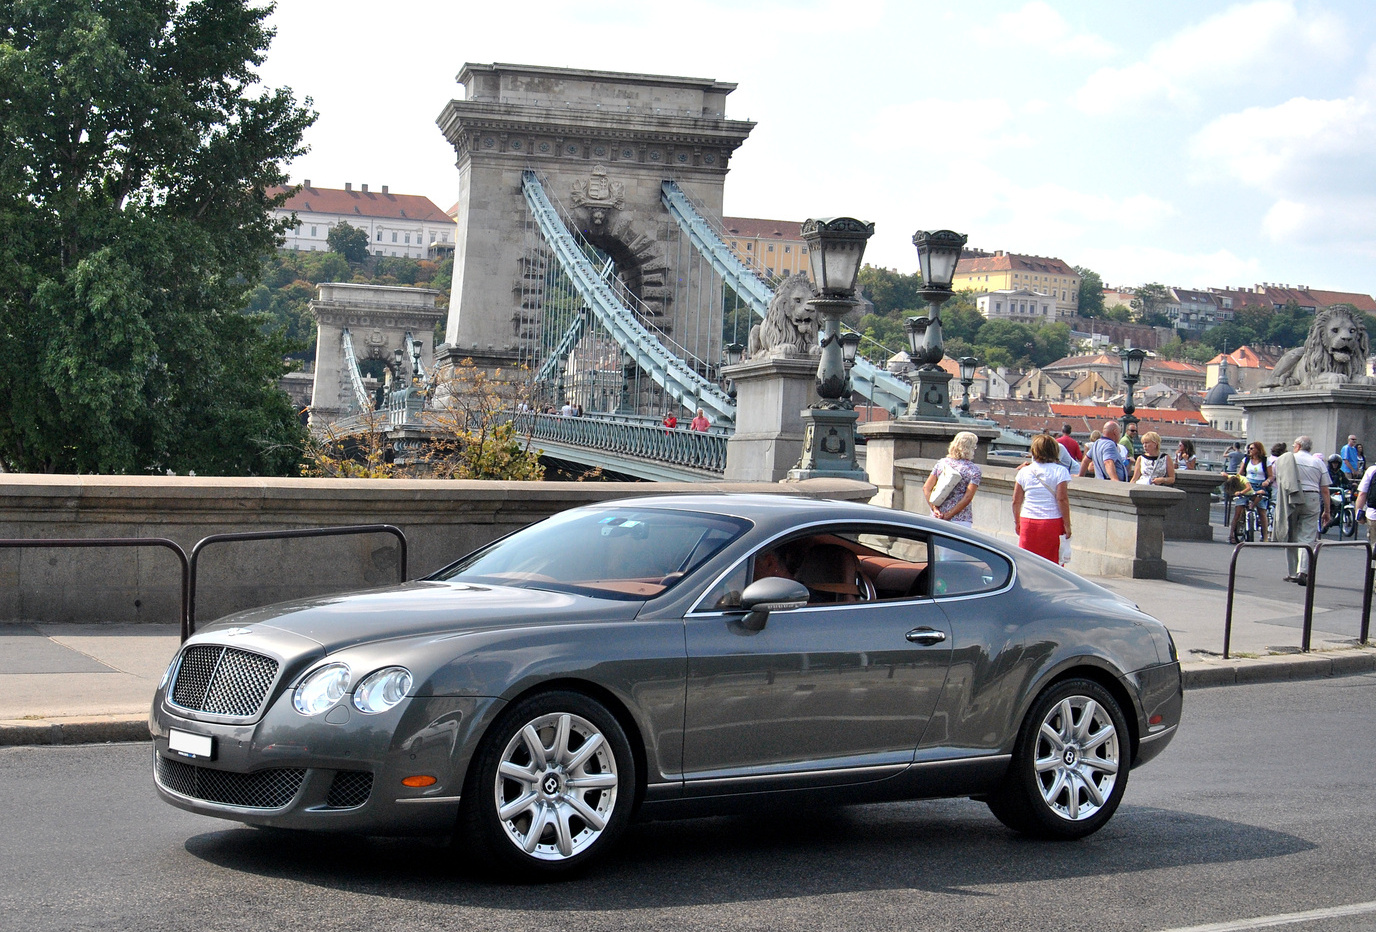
[326, 221, 369, 263]
[0, 0, 316, 474]
[420, 361, 544, 481]
[1131, 283, 1171, 322]
[857, 266, 924, 315]
[1075, 266, 1105, 317]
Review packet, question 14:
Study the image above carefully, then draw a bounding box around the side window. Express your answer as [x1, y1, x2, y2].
[930, 537, 1012, 597]
[698, 562, 749, 612]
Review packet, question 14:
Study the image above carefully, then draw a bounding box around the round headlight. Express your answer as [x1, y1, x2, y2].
[352, 667, 413, 714]
[293, 663, 351, 715]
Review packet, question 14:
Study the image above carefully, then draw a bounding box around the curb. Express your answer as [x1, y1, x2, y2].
[1181, 648, 1376, 689]
[0, 718, 151, 747]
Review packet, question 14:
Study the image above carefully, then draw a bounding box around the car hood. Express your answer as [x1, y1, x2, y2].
[198, 580, 645, 653]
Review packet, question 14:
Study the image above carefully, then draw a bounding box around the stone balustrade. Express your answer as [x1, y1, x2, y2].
[894, 459, 1183, 578]
[0, 475, 874, 625]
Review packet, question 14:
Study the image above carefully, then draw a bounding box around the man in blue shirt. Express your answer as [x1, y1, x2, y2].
[1340, 434, 1361, 478]
[1091, 420, 1128, 481]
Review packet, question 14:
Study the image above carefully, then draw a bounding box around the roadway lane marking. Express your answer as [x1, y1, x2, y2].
[1155, 900, 1376, 931]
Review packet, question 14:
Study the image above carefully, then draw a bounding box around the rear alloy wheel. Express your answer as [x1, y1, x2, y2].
[460, 691, 634, 876]
[987, 678, 1130, 839]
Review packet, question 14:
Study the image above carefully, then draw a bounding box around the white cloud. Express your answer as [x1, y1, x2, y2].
[1075, 1, 1347, 114]
[1191, 93, 1376, 245]
[972, 2, 1115, 58]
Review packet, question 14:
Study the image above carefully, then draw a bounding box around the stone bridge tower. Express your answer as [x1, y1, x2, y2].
[436, 63, 754, 370]
[308, 282, 445, 427]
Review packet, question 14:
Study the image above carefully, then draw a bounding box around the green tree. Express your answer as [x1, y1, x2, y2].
[1075, 266, 1105, 317]
[327, 221, 369, 263]
[857, 266, 924, 315]
[0, 0, 315, 475]
[1131, 283, 1172, 322]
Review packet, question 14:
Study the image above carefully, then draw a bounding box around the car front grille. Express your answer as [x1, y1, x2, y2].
[156, 756, 305, 809]
[325, 770, 374, 809]
[170, 645, 278, 716]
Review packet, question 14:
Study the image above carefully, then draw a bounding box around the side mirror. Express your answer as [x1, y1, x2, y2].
[736, 577, 809, 631]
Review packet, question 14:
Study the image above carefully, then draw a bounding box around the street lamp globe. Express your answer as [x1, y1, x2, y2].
[912, 229, 968, 290]
[802, 217, 874, 297]
[958, 355, 978, 384]
[1120, 347, 1147, 382]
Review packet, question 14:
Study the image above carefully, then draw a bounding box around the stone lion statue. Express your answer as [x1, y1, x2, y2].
[1261, 304, 1374, 390]
[747, 273, 819, 359]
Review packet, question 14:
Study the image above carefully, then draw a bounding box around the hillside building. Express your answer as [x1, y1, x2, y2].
[271, 181, 456, 260]
[721, 217, 810, 279]
[954, 252, 1079, 319]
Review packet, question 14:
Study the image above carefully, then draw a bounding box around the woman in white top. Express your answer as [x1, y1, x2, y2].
[1012, 434, 1072, 564]
[1132, 431, 1176, 486]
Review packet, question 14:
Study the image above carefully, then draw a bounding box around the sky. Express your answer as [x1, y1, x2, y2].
[257, 0, 1376, 295]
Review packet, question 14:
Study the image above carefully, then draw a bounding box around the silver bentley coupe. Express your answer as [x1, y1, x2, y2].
[151, 493, 1182, 876]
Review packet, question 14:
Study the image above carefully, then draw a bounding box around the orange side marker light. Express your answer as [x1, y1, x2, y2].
[402, 775, 437, 788]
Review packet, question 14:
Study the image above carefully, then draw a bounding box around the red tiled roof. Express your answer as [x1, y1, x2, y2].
[1214, 286, 1376, 313]
[722, 217, 804, 240]
[1206, 345, 1283, 369]
[955, 253, 1076, 276]
[1048, 404, 1206, 424]
[271, 184, 451, 223]
[1143, 360, 1204, 374]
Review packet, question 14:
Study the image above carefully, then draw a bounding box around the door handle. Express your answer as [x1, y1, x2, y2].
[906, 627, 947, 645]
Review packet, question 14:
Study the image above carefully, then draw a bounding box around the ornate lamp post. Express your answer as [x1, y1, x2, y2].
[723, 342, 745, 399]
[905, 229, 968, 419]
[788, 217, 874, 481]
[1119, 348, 1146, 431]
[957, 355, 979, 417]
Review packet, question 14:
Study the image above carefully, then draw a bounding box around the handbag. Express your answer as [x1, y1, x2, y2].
[928, 464, 961, 509]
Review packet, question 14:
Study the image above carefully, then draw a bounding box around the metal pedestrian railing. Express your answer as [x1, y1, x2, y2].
[1223, 539, 1373, 658]
[188, 525, 408, 637]
[0, 538, 191, 640]
[516, 411, 728, 474]
[1, 525, 410, 643]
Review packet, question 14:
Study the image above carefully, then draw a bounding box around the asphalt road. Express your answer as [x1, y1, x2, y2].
[3, 676, 1376, 932]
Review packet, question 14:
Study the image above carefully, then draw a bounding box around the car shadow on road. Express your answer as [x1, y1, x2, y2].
[182, 798, 1313, 908]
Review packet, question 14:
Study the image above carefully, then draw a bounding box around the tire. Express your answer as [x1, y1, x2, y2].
[1343, 507, 1357, 539]
[457, 690, 634, 877]
[986, 678, 1130, 840]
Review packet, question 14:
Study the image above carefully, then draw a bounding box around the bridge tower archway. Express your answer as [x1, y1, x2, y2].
[436, 63, 755, 374]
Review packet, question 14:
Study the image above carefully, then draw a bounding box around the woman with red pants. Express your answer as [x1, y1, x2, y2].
[1012, 434, 1073, 564]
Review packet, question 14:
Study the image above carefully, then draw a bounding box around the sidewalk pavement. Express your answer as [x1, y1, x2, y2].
[2, 535, 1373, 746]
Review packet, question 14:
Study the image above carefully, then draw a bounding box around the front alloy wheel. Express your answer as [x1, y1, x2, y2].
[460, 691, 634, 875]
[987, 678, 1130, 839]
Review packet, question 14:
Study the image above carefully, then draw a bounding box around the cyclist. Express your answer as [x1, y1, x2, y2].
[1229, 442, 1272, 543]
[1322, 454, 1354, 535]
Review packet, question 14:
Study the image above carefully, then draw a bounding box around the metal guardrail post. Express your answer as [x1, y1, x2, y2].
[187, 525, 408, 638]
[0, 538, 191, 641]
[1311, 539, 1375, 650]
[1223, 540, 1315, 659]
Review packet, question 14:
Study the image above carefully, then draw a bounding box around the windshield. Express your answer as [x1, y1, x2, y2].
[433, 507, 751, 600]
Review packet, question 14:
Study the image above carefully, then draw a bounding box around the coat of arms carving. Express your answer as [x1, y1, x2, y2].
[571, 164, 626, 227]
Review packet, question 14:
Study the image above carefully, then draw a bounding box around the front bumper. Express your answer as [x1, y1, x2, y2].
[1127, 660, 1183, 768]
[150, 690, 501, 835]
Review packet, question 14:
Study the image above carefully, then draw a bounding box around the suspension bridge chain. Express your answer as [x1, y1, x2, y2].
[661, 180, 913, 414]
[521, 170, 736, 424]
[339, 328, 373, 413]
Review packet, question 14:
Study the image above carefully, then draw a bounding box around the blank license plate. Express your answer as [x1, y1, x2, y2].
[168, 729, 215, 760]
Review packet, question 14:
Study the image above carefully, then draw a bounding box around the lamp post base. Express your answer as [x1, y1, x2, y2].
[788, 407, 866, 481]
[906, 367, 956, 421]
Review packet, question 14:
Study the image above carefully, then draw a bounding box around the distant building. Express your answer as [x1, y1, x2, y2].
[953, 251, 1079, 318]
[1040, 353, 1205, 395]
[1204, 345, 1282, 391]
[974, 289, 1059, 323]
[1170, 287, 1228, 333]
[1207, 284, 1376, 314]
[271, 181, 456, 260]
[721, 217, 809, 279]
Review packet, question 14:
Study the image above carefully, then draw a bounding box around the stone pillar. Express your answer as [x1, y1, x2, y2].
[1165, 470, 1225, 541]
[1236, 386, 1376, 455]
[722, 356, 819, 482]
[858, 419, 1000, 510]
